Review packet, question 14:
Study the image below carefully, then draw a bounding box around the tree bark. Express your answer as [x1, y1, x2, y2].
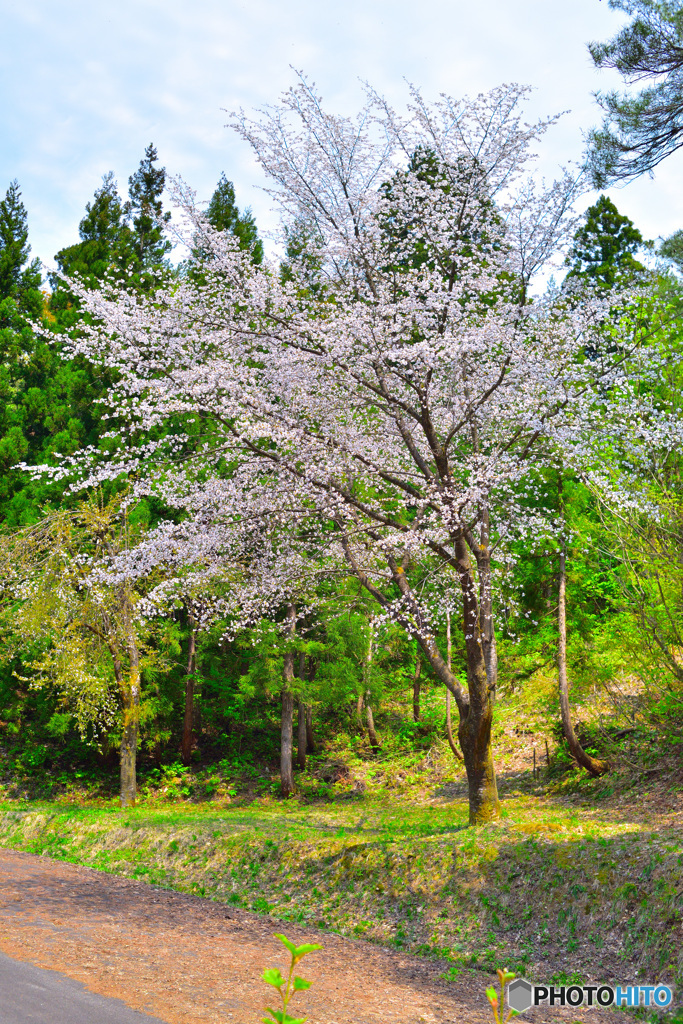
[342, 535, 498, 823]
[445, 610, 463, 761]
[412, 655, 422, 722]
[305, 704, 316, 752]
[297, 699, 307, 770]
[119, 650, 140, 808]
[366, 698, 380, 749]
[356, 691, 365, 730]
[558, 548, 608, 777]
[365, 619, 380, 749]
[280, 603, 296, 796]
[181, 617, 197, 767]
[453, 536, 500, 823]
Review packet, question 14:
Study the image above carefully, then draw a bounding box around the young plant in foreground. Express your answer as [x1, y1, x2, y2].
[261, 932, 322, 1024]
[486, 968, 517, 1024]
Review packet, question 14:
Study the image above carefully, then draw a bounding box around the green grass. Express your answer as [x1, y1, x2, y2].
[1, 788, 681, 999]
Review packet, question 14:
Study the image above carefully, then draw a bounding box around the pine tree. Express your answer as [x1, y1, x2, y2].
[53, 172, 135, 291]
[125, 143, 171, 271]
[564, 195, 648, 290]
[587, 0, 683, 185]
[0, 181, 41, 312]
[206, 173, 263, 263]
[658, 228, 683, 270]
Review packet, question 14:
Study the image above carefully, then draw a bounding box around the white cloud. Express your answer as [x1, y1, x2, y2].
[0, 0, 675, 269]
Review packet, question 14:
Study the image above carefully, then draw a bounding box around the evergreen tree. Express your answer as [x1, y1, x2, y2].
[125, 143, 171, 270]
[206, 173, 263, 264]
[564, 194, 648, 290]
[658, 227, 683, 270]
[53, 172, 135, 292]
[587, 0, 683, 185]
[0, 181, 41, 312]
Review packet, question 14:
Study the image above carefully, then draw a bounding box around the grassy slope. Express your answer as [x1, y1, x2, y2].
[1, 783, 681, 997]
[1, 677, 682, 1009]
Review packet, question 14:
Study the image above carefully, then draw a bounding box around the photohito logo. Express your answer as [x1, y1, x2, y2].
[507, 978, 673, 1012]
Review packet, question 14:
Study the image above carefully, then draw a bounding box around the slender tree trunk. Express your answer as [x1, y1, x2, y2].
[296, 651, 307, 769]
[558, 548, 608, 776]
[412, 655, 422, 722]
[297, 700, 307, 770]
[445, 610, 463, 761]
[119, 649, 140, 808]
[365, 619, 380, 749]
[356, 692, 365, 730]
[305, 704, 315, 752]
[366, 700, 380, 749]
[280, 603, 296, 796]
[181, 617, 197, 767]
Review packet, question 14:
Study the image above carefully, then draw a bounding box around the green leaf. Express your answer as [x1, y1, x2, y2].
[261, 968, 284, 988]
[274, 933, 298, 956]
[293, 943, 323, 958]
[262, 1012, 307, 1024]
[293, 976, 312, 991]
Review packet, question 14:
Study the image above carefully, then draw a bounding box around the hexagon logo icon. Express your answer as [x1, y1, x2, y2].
[508, 978, 533, 1013]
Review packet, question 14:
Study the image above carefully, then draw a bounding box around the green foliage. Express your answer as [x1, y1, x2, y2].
[0, 181, 41, 303]
[261, 932, 322, 1024]
[564, 194, 648, 289]
[206, 172, 263, 264]
[125, 143, 172, 274]
[51, 172, 137, 298]
[587, 0, 683, 185]
[659, 228, 683, 271]
[486, 968, 517, 1024]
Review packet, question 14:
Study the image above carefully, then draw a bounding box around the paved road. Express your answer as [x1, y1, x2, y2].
[0, 951, 169, 1024]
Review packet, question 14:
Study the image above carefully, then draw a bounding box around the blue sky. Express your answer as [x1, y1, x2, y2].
[2, 0, 680, 269]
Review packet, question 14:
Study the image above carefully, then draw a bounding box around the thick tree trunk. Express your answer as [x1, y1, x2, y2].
[297, 700, 307, 770]
[416, 538, 499, 824]
[181, 621, 197, 767]
[280, 603, 296, 796]
[445, 611, 463, 761]
[457, 538, 500, 823]
[558, 549, 608, 777]
[342, 537, 497, 823]
[412, 656, 422, 722]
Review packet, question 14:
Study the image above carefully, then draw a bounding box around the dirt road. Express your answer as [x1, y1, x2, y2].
[0, 848, 615, 1024]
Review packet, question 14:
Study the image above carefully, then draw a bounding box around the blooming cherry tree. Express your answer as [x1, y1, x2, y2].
[51, 76, 680, 824]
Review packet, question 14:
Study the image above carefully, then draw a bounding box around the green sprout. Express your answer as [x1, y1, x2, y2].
[261, 932, 323, 1024]
[486, 968, 517, 1024]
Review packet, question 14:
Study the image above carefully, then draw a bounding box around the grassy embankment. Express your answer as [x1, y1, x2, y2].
[1, 678, 682, 1009]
